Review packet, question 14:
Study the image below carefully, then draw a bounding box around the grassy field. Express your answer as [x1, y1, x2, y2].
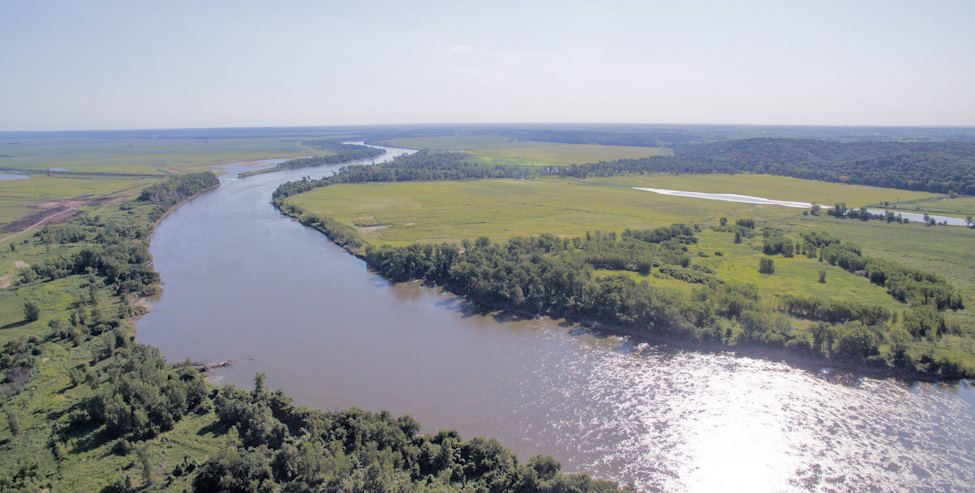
[877, 195, 975, 219]
[289, 174, 941, 246]
[0, 137, 330, 237]
[0, 137, 325, 175]
[0, 176, 150, 225]
[605, 173, 937, 208]
[291, 173, 975, 332]
[386, 135, 672, 166]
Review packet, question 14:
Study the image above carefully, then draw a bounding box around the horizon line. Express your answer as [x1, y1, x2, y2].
[3, 121, 975, 134]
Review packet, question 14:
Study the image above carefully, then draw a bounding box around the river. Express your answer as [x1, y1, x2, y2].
[136, 146, 975, 492]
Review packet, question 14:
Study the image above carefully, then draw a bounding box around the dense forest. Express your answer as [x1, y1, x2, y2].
[561, 138, 975, 196]
[2, 173, 626, 491]
[136, 171, 219, 212]
[193, 375, 626, 492]
[276, 137, 975, 198]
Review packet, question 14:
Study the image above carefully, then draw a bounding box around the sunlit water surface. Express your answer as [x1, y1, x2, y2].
[137, 147, 975, 491]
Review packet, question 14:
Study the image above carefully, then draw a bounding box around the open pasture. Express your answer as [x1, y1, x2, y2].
[0, 137, 325, 175]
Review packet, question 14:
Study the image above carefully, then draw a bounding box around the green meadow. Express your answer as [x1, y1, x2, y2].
[288, 173, 939, 245]
[0, 137, 331, 235]
[386, 135, 672, 166]
[879, 195, 975, 219]
[0, 137, 325, 175]
[290, 173, 975, 341]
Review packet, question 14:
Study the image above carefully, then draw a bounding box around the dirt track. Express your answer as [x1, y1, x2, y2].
[0, 195, 121, 244]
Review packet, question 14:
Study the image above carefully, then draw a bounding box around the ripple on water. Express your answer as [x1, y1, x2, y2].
[530, 333, 975, 492]
[137, 147, 975, 493]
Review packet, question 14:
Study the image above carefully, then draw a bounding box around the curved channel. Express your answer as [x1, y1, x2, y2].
[137, 146, 975, 492]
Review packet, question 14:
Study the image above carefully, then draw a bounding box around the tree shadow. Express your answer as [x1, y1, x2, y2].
[71, 426, 115, 454]
[0, 320, 29, 330]
[197, 420, 231, 437]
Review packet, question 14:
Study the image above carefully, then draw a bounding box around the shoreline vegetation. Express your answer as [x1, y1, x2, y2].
[0, 171, 628, 491]
[273, 151, 975, 381]
[238, 140, 386, 178]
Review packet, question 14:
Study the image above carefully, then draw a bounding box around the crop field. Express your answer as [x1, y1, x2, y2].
[290, 173, 975, 329]
[0, 137, 326, 175]
[385, 135, 672, 166]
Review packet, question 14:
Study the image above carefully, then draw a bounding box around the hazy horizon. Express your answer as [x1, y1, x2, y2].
[3, 0, 974, 131]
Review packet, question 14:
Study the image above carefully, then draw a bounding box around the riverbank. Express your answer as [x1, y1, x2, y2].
[1, 167, 624, 491]
[274, 169, 974, 381]
[279, 199, 955, 382]
[121, 145, 975, 491]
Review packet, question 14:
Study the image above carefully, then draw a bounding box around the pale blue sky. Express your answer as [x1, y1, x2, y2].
[2, 0, 973, 130]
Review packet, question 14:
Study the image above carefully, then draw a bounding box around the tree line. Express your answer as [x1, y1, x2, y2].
[192, 374, 627, 492]
[30, 172, 220, 297]
[277, 142, 386, 170]
[559, 138, 975, 196]
[284, 204, 970, 379]
[239, 141, 387, 178]
[802, 232, 964, 310]
[137, 171, 219, 212]
[272, 150, 535, 203]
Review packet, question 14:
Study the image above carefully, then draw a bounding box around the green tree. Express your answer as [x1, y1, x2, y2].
[23, 300, 40, 322]
[818, 270, 827, 283]
[5, 409, 19, 436]
[758, 257, 775, 274]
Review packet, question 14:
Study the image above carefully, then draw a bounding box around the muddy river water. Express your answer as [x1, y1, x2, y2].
[137, 147, 975, 491]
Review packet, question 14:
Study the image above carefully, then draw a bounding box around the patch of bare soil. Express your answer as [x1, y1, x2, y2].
[356, 224, 389, 234]
[0, 195, 122, 243]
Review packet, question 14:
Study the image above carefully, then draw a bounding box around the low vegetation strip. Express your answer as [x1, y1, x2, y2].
[272, 150, 533, 202]
[0, 172, 625, 491]
[239, 141, 386, 178]
[385, 135, 672, 166]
